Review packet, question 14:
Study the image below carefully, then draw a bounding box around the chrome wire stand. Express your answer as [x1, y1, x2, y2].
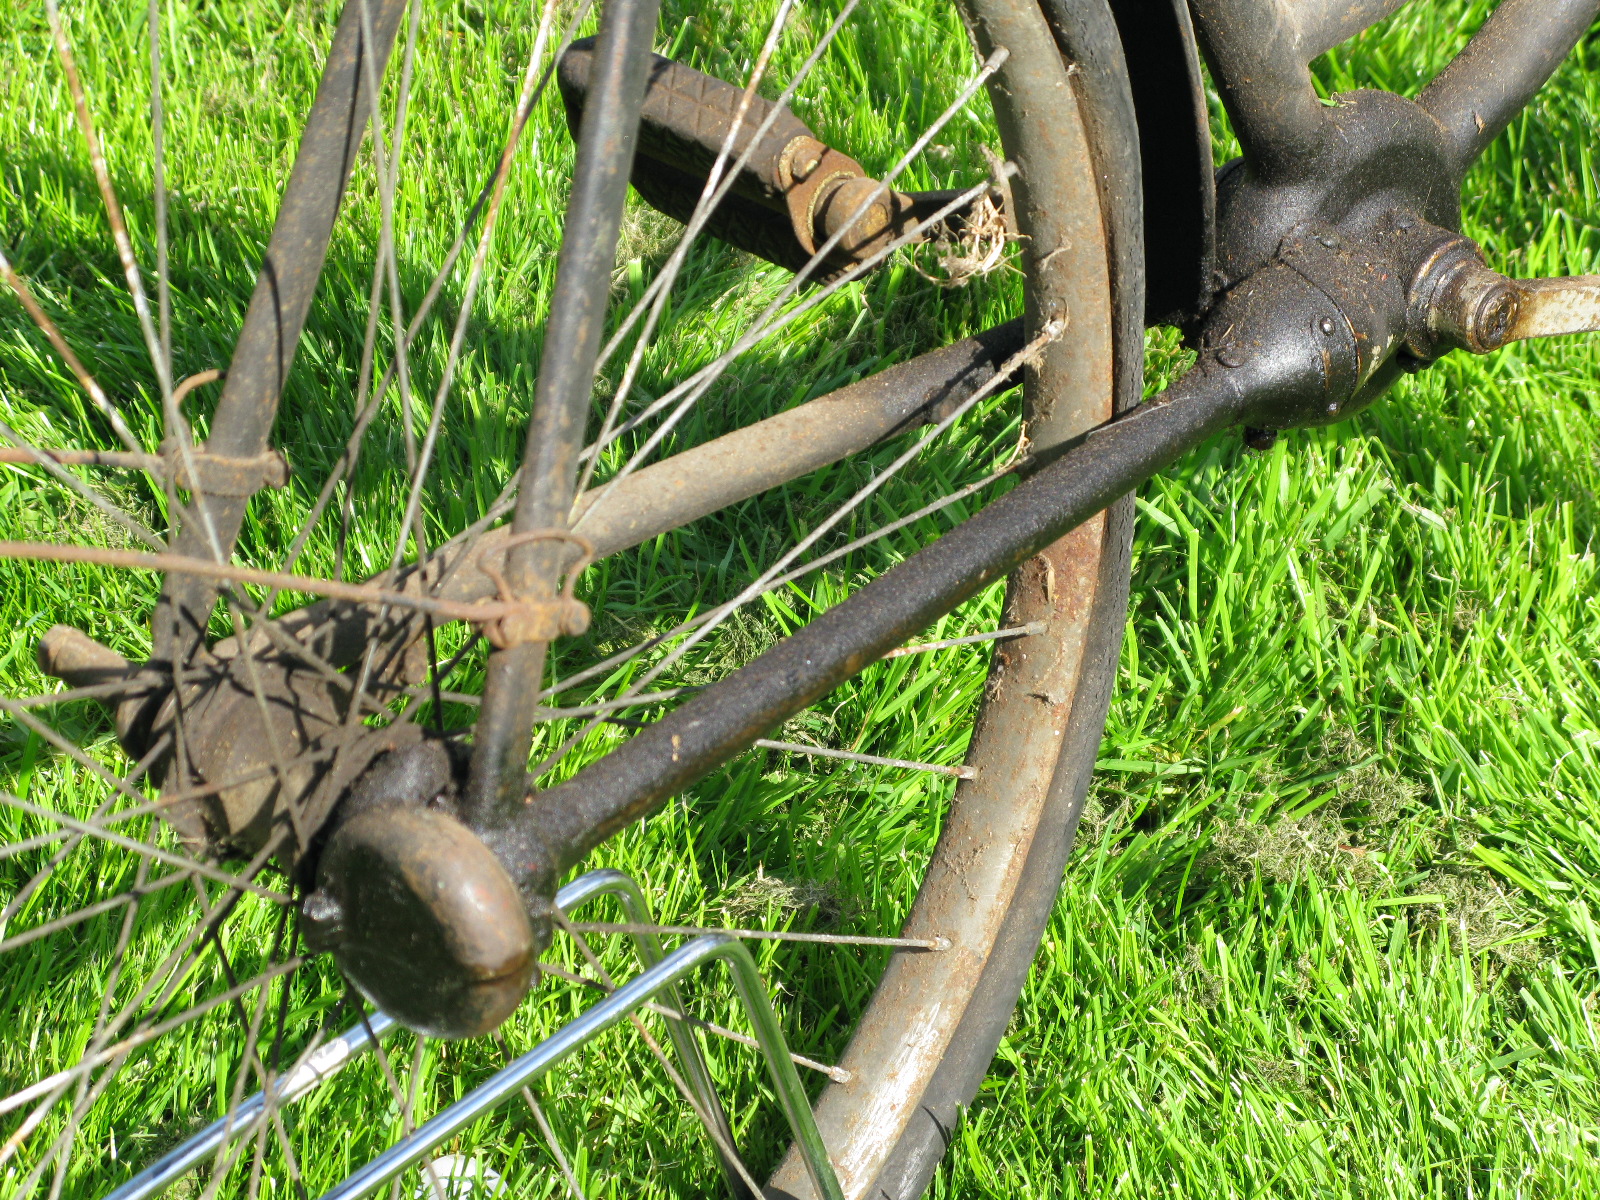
[104, 868, 843, 1200]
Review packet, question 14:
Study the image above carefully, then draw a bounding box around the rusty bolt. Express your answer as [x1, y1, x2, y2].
[1416, 254, 1523, 356]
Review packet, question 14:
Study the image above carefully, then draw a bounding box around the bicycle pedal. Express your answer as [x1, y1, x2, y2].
[558, 38, 984, 275]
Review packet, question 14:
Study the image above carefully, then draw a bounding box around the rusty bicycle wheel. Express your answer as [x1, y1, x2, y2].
[0, 0, 1144, 1196]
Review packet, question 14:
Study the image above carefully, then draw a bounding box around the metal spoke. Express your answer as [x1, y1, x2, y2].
[387, 0, 562, 573]
[883, 621, 1043, 658]
[0, 420, 162, 549]
[355, 996, 449, 1200]
[605, 712, 972, 777]
[0, 957, 304, 1121]
[0, 731, 171, 931]
[15, 1045, 134, 1200]
[197, 914, 288, 1200]
[0, 247, 141, 451]
[540, 455, 1024, 705]
[44, 852, 151, 1200]
[579, 0, 870, 477]
[491, 1033, 587, 1200]
[385, 1038, 434, 1200]
[0, 871, 193, 956]
[41, 0, 171, 397]
[354, 0, 419, 498]
[343, 0, 569, 741]
[39, 0, 223, 571]
[750, 739, 973, 778]
[536, 958, 848, 1084]
[0, 696, 257, 881]
[581, 66, 1010, 511]
[297, 0, 595, 596]
[100, 1018, 388, 1200]
[148, 0, 170, 377]
[0, 791, 289, 902]
[0, 540, 548, 627]
[0, 840, 279, 1170]
[0, 731, 374, 877]
[573, 0, 805, 497]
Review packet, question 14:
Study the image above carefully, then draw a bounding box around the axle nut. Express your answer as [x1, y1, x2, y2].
[308, 806, 545, 1038]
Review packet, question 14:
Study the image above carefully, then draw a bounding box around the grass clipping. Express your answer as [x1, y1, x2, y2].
[911, 148, 1017, 287]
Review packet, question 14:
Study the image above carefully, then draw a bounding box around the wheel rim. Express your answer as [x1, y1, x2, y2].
[768, 0, 1141, 1193]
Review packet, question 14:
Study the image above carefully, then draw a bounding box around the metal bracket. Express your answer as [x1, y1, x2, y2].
[100, 868, 842, 1200]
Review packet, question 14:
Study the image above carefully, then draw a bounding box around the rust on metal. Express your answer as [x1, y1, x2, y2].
[305, 802, 540, 1039]
[160, 441, 290, 495]
[1507, 274, 1600, 342]
[473, 529, 593, 649]
[558, 38, 977, 274]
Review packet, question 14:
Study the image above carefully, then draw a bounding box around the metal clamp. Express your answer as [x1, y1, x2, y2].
[159, 439, 290, 496]
[473, 529, 594, 648]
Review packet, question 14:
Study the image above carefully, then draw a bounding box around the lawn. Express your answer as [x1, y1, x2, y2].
[2, 0, 1600, 1197]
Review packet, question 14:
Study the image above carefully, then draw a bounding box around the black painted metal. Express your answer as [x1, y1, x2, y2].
[1107, 0, 1215, 325]
[1297, 0, 1412, 59]
[1210, 87, 1463, 291]
[464, 0, 664, 822]
[153, 0, 409, 670]
[1419, 0, 1600, 169]
[480, 374, 1240, 894]
[1036, 0, 1146, 409]
[483, 0, 1600, 897]
[88, 0, 1598, 1128]
[1188, 0, 1322, 182]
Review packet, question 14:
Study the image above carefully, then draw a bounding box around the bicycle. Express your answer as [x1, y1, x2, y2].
[2, 0, 1598, 1196]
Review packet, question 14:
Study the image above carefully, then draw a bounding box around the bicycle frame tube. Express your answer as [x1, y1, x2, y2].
[1419, 0, 1600, 167]
[1188, 0, 1598, 184]
[482, 0, 1600, 895]
[464, 0, 663, 822]
[152, 0, 409, 671]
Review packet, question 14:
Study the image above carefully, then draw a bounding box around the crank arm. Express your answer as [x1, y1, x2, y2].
[1404, 245, 1600, 356]
[1509, 276, 1600, 341]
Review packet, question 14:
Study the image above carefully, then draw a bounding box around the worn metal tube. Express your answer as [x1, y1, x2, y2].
[1188, 0, 1325, 181]
[1296, 0, 1412, 58]
[154, 0, 410, 669]
[256, 324, 1023, 675]
[493, 366, 1245, 885]
[1419, 0, 1600, 168]
[569, 320, 1023, 547]
[467, 0, 664, 818]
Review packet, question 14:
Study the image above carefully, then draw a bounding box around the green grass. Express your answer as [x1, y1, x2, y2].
[2, 0, 1600, 1197]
